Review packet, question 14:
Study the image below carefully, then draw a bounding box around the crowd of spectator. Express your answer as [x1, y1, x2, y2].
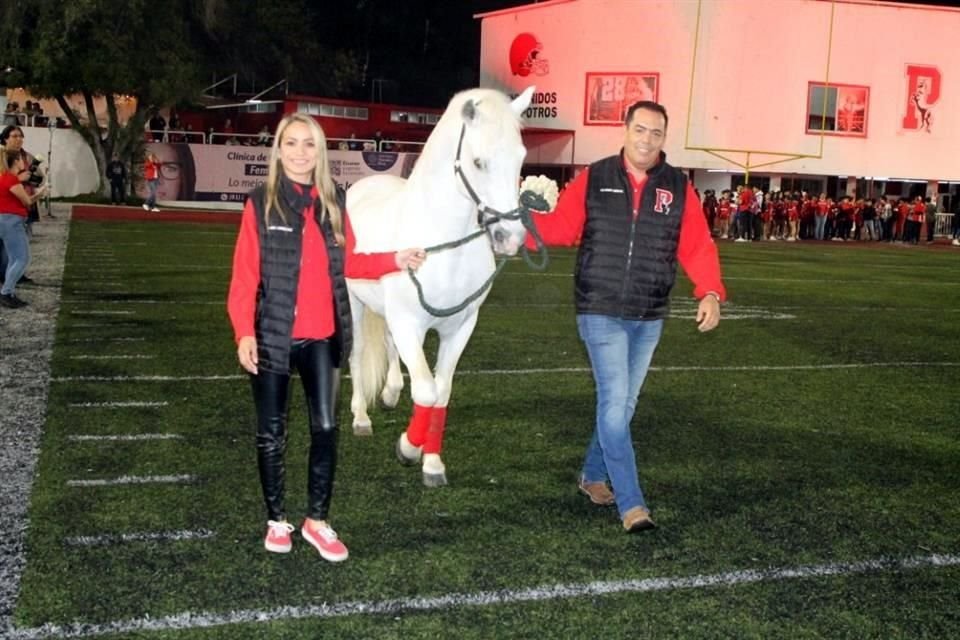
[141, 108, 425, 151]
[699, 185, 958, 245]
[3, 100, 62, 128]
[11, 101, 958, 245]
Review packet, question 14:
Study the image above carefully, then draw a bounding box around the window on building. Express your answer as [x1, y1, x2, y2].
[242, 102, 278, 113]
[389, 110, 439, 125]
[779, 177, 825, 196]
[298, 102, 368, 120]
[806, 82, 869, 138]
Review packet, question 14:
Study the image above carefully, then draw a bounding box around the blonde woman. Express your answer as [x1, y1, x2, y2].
[227, 114, 425, 561]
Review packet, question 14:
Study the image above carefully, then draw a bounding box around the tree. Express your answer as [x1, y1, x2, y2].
[0, 0, 208, 195]
[1, 0, 362, 197]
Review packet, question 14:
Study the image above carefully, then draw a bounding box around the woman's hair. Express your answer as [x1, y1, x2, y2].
[2, 148, 21, 173]
[0, 125, 23, 146]
[264, 113, 343, 244]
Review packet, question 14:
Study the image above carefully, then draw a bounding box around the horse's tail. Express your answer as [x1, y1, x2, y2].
[357, 309, 389, 407]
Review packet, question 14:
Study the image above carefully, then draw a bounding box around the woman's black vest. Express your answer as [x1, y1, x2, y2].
[575, 151, 687, 320]
[248, 179, 353, 373]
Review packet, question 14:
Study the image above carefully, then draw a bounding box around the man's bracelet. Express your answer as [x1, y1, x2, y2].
[704, 291, 721, 303]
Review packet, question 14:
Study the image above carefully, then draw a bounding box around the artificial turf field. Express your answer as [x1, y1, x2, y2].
[10, 216, 960, 638]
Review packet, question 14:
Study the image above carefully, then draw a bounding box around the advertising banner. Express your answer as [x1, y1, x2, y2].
[140, 143, 420, 203]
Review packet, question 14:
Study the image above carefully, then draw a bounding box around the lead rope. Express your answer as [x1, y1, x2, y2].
[408, 189, 550, 317]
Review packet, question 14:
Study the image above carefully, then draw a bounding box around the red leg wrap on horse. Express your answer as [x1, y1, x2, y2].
[406, 403, 432, 447]
[423, 406, 448, 454]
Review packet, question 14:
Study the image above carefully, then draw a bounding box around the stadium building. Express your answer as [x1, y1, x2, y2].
[477, 0, 960, 213]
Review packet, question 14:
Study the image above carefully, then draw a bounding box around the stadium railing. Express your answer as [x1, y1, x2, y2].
[934, 212, 954, 237]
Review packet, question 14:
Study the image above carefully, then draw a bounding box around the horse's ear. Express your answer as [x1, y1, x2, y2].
[510, 86, 536, 117]
[462, 99, 478, 123]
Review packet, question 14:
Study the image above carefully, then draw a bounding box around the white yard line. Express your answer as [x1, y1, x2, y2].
[504, 272, 960, 286]
[69, 311, 135, 316]
[66, 434, 182, 442]
[82, 265, 232, 271]
[5, 553, 958, 639]
[67, 402, 169, 408]
[65, 337, 146, 343]
[63, 529, 214, 547]
[49, 361, 960, 383]
[68, 355, 155, 360]
[66, 475, 196, 487]
[70, 322, 141, 328]
[64, 299, 222, 305]
[53, 374, 243, 382]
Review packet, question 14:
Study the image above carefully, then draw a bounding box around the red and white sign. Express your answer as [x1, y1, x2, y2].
[902, 64, 941, 133]
[509, 33, 549, 77]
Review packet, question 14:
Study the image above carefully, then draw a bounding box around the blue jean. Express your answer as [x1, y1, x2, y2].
[146, 179, 159, 208]
[577, 314, 663, 516]
[814, 215, 827, 240]
[0, 214, 30, 295]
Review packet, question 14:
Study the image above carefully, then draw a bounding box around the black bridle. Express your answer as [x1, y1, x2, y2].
[405, 123, 550, 317]
[453, 124, 526, 229]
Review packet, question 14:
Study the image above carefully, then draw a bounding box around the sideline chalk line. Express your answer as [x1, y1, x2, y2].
[50, 361, 960, 383]
[7, 552, 958, 639]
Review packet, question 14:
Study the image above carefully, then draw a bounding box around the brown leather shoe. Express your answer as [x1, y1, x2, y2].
[622, 507, 656, 532]
[578, 476, 615, 505]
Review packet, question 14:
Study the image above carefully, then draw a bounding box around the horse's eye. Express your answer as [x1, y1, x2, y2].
[473, 158, 486, 171]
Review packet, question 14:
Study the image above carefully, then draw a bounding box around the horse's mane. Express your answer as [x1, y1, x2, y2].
[409, 88, 522, 182]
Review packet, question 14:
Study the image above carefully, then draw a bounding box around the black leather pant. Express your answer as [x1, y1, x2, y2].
[250, 339, 339, 522]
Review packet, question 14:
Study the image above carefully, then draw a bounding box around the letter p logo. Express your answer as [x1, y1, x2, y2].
[902, 64, 941, 132]
[654, 188, 674, 214]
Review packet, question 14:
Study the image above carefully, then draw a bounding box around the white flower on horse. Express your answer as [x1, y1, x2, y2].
[520, 174, 559, 212]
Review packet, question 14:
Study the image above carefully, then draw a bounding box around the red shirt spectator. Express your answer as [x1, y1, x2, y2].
[0, 172, 28, 216]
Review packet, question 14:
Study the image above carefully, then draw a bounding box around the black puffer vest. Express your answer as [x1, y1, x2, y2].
[575, 151, 687, 320]
[249, 178, 353, 373]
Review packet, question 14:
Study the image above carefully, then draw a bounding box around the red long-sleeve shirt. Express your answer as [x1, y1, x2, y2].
[144, 158, 160, 181]
[525, 163, 726, 302]
[227, 193, 398, 342]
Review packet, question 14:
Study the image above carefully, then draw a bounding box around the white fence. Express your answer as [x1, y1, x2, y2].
[934, 213, 955, 237]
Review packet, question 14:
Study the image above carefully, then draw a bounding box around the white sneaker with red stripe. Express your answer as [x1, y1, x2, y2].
[264, 520, 294, 553]
[301, 521, 349, 562]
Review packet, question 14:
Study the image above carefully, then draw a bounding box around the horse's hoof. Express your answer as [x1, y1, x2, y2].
[422, 471, 448, 488]
[353, 424, 373, 437]
[395, 435, 421, 466]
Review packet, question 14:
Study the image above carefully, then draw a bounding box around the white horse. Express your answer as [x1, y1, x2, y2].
[346, 86, 535, 487]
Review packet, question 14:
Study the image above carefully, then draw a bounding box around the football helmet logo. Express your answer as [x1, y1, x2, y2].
[509, 33, 549, 77]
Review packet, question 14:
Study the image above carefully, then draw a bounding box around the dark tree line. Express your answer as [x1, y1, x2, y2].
[0, 0, 522, 194]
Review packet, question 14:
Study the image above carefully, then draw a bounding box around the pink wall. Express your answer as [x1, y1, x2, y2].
[479, 0, 960, 180]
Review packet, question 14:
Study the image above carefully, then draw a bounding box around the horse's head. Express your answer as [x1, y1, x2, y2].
[453, 86, 535, 256]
